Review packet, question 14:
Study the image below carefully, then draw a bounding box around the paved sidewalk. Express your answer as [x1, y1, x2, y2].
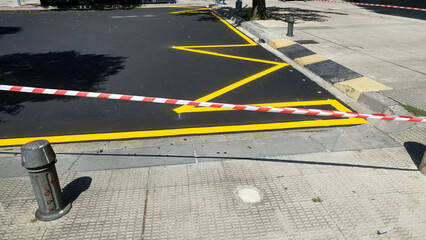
[1, 124, 426, 239]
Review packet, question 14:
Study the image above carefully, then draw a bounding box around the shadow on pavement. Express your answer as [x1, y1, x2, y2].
[354, 6, 426, 21]
[219, 6, 347, 22]
[62, 176, 92, 205]
[0, 51, 125, 122]
[0, 27, 21, 39]
[55, 152, 418, 172]
[404, 141, 426, 168]
[267, 7, 348, 22]
[0, 151, 417, 172]
[344, 0, 426, 20]
[175, 12, 219, 22]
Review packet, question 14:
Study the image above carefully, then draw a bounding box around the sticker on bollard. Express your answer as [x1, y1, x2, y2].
[21, 140, 71, 221]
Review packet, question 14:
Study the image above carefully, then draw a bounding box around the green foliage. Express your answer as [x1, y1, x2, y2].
[402, 105, 426, 117]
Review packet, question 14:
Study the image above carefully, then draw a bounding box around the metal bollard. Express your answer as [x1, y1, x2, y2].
[286, 15, 294, 37]
[21, 140, 71, 221]
[235, 0, 242, 15]
[14, 0, 21, 6]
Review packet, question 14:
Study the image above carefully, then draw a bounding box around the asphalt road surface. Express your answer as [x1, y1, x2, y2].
[0, 7, 364, 146]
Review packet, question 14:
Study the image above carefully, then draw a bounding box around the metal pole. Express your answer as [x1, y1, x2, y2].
[286, 15, 294, 37]
[235, 0, 242, 15]
[21, 140, 71, 221]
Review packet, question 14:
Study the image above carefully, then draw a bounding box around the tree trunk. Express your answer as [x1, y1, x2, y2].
[252, 0, 266, 19]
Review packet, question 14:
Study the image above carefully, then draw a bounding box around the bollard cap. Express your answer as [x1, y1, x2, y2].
[21, 140, 56, 169]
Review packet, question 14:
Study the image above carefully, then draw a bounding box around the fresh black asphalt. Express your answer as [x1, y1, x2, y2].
[0, 8, 354, 140]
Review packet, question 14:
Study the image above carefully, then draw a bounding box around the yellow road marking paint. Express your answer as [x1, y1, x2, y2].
[334, 76, 393, 100]
[0, 118, 366, 147]
[211, 12, 257, 46]
[173, 46, 285, 65]
[170, 8, 209, 14]
[294, 54, 328, 66]
[175, 99, 355, 113]
[174, 63, 287, 113]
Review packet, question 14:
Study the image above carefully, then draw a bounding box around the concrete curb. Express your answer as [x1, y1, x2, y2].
[213, 7, 413, 118]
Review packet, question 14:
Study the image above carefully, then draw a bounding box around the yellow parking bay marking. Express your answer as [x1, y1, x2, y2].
[0, 118, 366, 147]
[174, 63, 287, 113]
[172, 10, 365, 126]
[176, 99, 357, 113]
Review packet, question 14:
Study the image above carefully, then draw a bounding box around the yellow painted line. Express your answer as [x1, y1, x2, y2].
[294, 54, 328, 66]
[174, 63, 287, 113]
[334, 76, 393, 100]
[269, 39, 296, 49]
[171, 8, 209, 14]
[211, 11, 257, 46]
[173, 46, 285, 65]
[0, 118, 365, 147]
[175, 44, 253, 48]
[175, 99, 356, 113]
[136, 6, 203, 9]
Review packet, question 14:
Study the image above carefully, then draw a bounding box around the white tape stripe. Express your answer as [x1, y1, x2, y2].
[152, 98, 166, 103]
[245, 106, 260, 111]
[130, 96, 143, 101]
[86, 92, 101, 98]
[43, 89, 57, 94]
[21, 87, 35, 93]
[176, 100, 191, 105]
[108, 94, 124, 100]
[222, 104, 236, 109]
[0, 85, 12, 91]
[0, 84, 425, 122]
[197, 102, 212, 107]
[64, 91, 79, 96]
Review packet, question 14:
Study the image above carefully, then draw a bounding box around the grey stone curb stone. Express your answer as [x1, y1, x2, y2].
[212, 7, 412, 117]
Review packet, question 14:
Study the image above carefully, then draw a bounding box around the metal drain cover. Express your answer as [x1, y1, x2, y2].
[295, 40, 319, 44]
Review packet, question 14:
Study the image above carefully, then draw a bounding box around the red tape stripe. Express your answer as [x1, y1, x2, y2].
[0, 84, 424, 123]
[311, 0, 426, 11]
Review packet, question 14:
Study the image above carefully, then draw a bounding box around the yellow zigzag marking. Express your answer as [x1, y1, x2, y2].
[173, 11, 290, 113]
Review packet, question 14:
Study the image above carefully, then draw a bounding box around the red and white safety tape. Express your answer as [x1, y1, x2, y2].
[0, 84, 425, 122]
[311, 0, 426, 11]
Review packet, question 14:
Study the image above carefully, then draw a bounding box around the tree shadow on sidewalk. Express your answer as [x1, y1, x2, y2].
[0, 51, 125, 122]
[218, 6, 347, 22]
[267, 7, 348, 22]
[404, 141, 425, 169]
[62, 176, 92, 205]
